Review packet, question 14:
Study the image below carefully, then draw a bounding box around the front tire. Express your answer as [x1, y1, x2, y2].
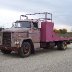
[18, 42, 31, 58]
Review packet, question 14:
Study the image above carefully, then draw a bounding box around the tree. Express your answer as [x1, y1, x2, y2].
[54, 28, 67, 34]
[59, 29, 67, 34]
[54, 29, 60, 33]
[62, 29, 67, 33]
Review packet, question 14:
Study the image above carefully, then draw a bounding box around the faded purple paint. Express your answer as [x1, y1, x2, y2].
[40, 22, 54, 42]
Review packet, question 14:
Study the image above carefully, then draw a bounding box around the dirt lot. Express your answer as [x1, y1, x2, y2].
[0, 44, 72, 72]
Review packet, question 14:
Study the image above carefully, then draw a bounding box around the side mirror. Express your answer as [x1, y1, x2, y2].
[38, 21, 41, 28]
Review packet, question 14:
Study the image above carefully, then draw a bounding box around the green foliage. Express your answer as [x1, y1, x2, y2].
[59, 29, 67, 34]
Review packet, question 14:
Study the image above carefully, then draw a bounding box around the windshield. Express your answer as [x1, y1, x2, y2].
[13, 21, 31, 28]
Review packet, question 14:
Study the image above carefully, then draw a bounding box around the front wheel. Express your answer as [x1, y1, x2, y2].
[57, 41, 67, 50]
[18, 42, 31, 58]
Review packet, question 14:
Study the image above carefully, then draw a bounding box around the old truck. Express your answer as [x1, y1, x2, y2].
[0, 12, 72, 57]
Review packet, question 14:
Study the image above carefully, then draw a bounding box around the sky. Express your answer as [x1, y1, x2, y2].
[0, 0, 72, 31]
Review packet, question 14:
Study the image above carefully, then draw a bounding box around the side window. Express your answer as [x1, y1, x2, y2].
[33, 22, 38, 29]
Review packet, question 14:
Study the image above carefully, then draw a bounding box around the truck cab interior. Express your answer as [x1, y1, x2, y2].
[33, 22, 38, 29]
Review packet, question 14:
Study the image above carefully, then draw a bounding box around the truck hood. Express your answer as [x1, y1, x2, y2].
[2, 28, 30, 32]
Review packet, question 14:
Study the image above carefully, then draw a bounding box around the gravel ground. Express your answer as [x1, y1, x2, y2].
[0, 44, 72, 72]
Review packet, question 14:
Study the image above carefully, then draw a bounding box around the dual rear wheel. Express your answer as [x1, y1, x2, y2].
[43, 41, 67, 50]
[57, 41, 67, 50]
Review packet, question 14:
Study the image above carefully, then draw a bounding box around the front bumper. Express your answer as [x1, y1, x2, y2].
[0, 45, 20, 51]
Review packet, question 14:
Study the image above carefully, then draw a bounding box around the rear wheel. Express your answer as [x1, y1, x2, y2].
[18, 42, 31, 58]
[1, 49, 12, 54]
[57, 41, 67, 50]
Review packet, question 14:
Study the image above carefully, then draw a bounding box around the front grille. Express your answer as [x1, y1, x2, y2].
[2, 32, 11, 47]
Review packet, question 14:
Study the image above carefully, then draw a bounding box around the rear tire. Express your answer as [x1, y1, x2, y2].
[57, 41, 67, 50]
[18, 42, 31, 58]
[1, 50, 12, 54]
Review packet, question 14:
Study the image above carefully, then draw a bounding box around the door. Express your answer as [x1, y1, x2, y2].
[29, 22, 40, 43]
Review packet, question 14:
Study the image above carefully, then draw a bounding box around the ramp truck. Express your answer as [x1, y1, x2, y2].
[0, 12, 72, 57]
